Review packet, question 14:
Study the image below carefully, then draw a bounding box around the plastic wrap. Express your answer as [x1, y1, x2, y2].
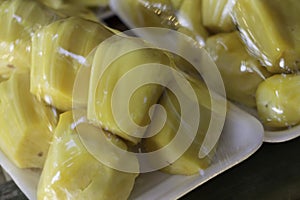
[112, 0, 208, 46]
[0, 0, 274, 200]
[205, 31, 271, 108]
[111, 0, 300, 142]
[233, 0, 300, 73]
[0, 105, 264, 200]
[0, 69, 57, 169]
[256, 74, 300, 128]
[37, 111, 138, 200]
[0, 0, 60, 70]
[30, 16, 113, 111]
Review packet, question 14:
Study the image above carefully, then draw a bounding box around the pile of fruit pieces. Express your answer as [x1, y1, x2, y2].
[120, 0, 300, 130]
[0, 0, 220, 199]
[1, 0, 300, 199]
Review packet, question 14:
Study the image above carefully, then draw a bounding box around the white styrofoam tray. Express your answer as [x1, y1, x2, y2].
[0, 104, 264, 200]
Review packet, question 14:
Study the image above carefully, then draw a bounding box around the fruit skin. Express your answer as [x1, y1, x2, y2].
[206, 31, 270, 107]
[0, 69, 57, 169]
[37, 111, 138, 200]
[233, 0, 300, 73]
[30, 17, 113, 111]
[87, 36, 171, 144]
[143, 77, 222, 176]
[256, 74, 300, 128]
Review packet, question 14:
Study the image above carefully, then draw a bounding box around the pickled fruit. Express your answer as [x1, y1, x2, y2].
[206, 32, 270, 107]
[0, 0, 60, 69]
[31, 17, 114, 111]
[233, 0, 300, 73]
[38, 0, 63, 9]
[37, 111, 138, 200]
[117, 0, 208, 46]
[119, 0, 179, 29]
[177, 0, 208, 46]
[0, 70, 57, 169]
[202, 0, 235, 33]
[256, 74, 300, 128]
[55, 4, 100, 22]
[170, 0, 183, 9]
[0, 63, 15, 80]
[88, 36, 171, 144]
[66, 0, 109, 7]
[143, 77, 222, 175]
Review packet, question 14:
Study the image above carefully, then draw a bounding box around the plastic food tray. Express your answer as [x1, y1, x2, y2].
[0, 104, 264, 200]
[0, 3, 266, 199]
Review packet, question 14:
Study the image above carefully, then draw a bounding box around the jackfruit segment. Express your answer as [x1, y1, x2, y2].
[0, 77, 5, 82]
[31, 17, 114, 111]
[55, 4, 100, 22]
[202, 0, 235, 33]
[66, 0, 109, 7]
[119, 0, 179, 29]
[37, 111, 138, 200]
[170, 0, 183, 9]
[0, 70, 57, 169]
[0, 63, 15, 80]
[0, 67, 9, 82]
[143, 77, 220, 175]
[0, 0, 60, 69]
[88, 36, 171, 144]
[177, 0, 208, 46]
[233, 0, 300, 73]
[256, 74, 300, 128]
[37, 0, 63, 9]
[206, 32, 271, 107]
[118, 0, 208, 47]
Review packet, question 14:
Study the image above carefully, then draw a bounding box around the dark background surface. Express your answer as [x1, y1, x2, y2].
[1, 136, 300, 200]
[182, 136, 300, 200]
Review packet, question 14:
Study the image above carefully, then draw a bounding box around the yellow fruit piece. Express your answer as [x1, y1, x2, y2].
[256, 74, 300, 128]
[177, 0, 208, 46]
[88, 36, 171, 144]
[202, 0, 235, 33]
[118, 0, 208, 46]
[55, 4, 100, 22]
[0, 70, 57, 169]
[31, 17, 113, 111]
[233, 0, 300, 73]
[144, 77, 222, 175]
[66, 0, 109, 7]
[0, 0, 60, 69]
[120, 0, 179, 29]
[37, 0, 63, 9]
[206, 32, 270, 107]
[37, 111, 138, 200]
[0, 63, 15, 80]
[170, 0, 183, 9]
